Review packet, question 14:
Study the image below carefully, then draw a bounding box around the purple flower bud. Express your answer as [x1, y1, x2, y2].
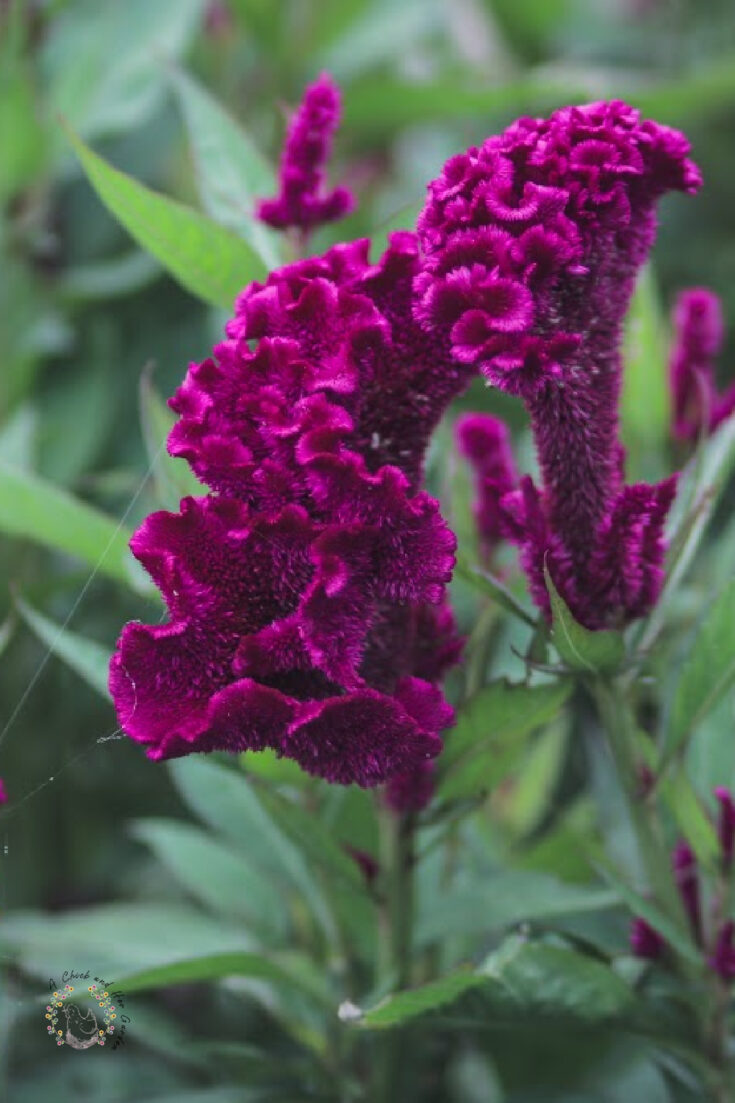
[110, 234, 470, 788]
[455, 413, 517, 555]
[709, 921, 735, 981]
[630, 916, 665, 959]
[0, 777, 6, 804]
[257, 73, 355, 234]
[415, 101, 701, 628]
[669, 288, 735, 440]
[673, 840, 703, 943]
[715, 787, 735, 870]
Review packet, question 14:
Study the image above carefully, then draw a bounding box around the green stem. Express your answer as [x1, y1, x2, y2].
[374, 804, 415, 1098]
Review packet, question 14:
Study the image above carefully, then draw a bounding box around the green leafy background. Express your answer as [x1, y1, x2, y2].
[2, 0, 735, 1100]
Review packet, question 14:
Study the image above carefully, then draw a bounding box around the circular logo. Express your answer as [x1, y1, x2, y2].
[44, 982, 118, 1049]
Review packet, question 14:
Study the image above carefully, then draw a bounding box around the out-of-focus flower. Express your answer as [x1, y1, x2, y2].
[716, 787, 735, 871]
[455, 412, 517, 557]
[415, 100, 701, 629]
[630, 917, 665, 959]
[709, 921, 735, 981]
[669, 288, 735, 441]
[0, 777, 7, 804]
[256, 73, 355, 235]
[110, 233, 469, 792]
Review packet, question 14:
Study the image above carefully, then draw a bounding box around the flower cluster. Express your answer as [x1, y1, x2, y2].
[415, 100, 701, 628]
[455, 412, 517, 558]
[110, 233, 469, 792]
[631, 788, 735, 980]
[669, 288, 735, 441]
[256, 73, 354, 235]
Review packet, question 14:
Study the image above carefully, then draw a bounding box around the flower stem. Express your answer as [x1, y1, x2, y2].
[375, 805, 415, 1098]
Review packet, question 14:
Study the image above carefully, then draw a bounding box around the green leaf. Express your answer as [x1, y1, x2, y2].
[544, 562, 625, 674]
[63, 124, 267, 310]
[115, 951, 331, 1007]
[169, 67, 281, 268]
[168, 757, 334, 937]
[621, 266, 669, 478]
[664, 578, 735, 761]
[41, 0, 207, 145]
[454, 556, 537, 627]
[356, 938, 634, 1030]
[478, 938, 634, 1022]
[0, 458, 143, 590]
[438, 679, 571, 801]
[356, 969, 483, 1029]
[129, 817, 288, 937]
[416, 871, 617, 947]
[59, 250, 160, 303]
[0, 903, 256, 982]
[139, 368, 206, 510]
[15, 595, 111, 699]
[255, 785, 365, 894]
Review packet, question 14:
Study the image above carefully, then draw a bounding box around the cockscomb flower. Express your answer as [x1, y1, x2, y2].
[0, 777, 6, 804]
[415, 100, 701, 628]
[669, 288, 735, 441]
[455, 412, 517, 558]
[110, 233, 469, 790]
[256, 73, 355, 235]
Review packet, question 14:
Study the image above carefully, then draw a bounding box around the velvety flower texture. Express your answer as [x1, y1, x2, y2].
[256, 73, 355, 234]
[110, 233, 469, 791]
[455, 412, 517, 557]
[669, 288, 735, 441]
[415, 100, 701, 628]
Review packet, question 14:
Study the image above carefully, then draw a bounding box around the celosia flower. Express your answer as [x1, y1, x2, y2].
[110, 233, 468, 790]
[455, 412, 517, 557]
[256, 73, 354, 234]
[715, 786, 735, 870]
[669, 288, 735, 440]
[415, 100, 701, 628]
[672, 840, 702, 941]
[630, 917, 665, 959]
[0, 777, 6, 804]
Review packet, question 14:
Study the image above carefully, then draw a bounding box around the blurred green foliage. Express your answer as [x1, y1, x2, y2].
[2, 0, 735, 1099]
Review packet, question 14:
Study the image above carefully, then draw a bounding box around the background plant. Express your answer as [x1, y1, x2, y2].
[2, 1, 735, 1100]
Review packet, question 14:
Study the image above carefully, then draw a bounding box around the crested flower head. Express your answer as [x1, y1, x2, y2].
[415, 100, 701, 628]
[110, 233, 470, 790]
[669, 288, 735, 440]
[256, 73, 355, 234]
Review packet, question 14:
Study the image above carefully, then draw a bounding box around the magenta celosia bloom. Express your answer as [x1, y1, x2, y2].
[672, 840, 702, 941]
[0, 777, 6, 804]
[630, 917, 664, 959]
[715, 786, 735, 870]
[455, 413, 517, 557]
[415, 100, 701, 628]
[256, 73, 355, 235]
[110, 233, 468, 790]
[669, 288, 735, 441]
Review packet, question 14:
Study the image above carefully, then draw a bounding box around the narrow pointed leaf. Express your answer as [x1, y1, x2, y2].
[15, 595, 111, 698]
[544, 563, 625, 674]
[0, 459, 142, 590]
[169, 67, 281, 268]
[63, 124, 266, 309]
